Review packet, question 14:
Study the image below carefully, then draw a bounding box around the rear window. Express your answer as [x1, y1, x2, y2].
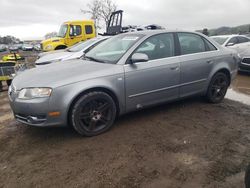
[204, 39, 217, 51]
[237, 36, 250, 43]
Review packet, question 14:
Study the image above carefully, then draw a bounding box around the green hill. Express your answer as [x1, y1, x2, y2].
[197, 24, 250, 36]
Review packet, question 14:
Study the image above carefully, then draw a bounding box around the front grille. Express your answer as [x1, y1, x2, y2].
[0, 66, 15, 76]
[242, 58, 250, 65]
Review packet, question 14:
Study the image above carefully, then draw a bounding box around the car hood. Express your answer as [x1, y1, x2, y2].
[12, 60, 123, 90]
[41, 37, 63, 44]
[36, 51, 73, 64]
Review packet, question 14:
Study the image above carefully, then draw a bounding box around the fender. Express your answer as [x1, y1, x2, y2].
[206, 54, 237, 89]
[48, 75, 126, 126]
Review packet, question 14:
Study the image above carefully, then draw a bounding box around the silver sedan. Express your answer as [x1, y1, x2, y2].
[9, 31, 239, 136]
[35, 37, 108, 65]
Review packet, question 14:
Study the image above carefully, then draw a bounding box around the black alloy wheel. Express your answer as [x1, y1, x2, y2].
[71, 91, 117, 136]
[206, 72, 229, 103]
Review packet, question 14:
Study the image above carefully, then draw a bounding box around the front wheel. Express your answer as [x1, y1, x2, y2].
[70, 91, 117, 136]
[206, 72, 229, 103]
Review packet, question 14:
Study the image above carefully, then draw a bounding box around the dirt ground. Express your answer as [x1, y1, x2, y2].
[0, 51, 250, 188]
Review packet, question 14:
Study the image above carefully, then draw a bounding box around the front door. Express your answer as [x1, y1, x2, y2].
[124, 33, 180, 112]
[65, 25, 84, 46]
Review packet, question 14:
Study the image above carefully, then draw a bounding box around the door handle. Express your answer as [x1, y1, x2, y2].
[170, 66, 179, 70]
[206, 60, 214, 64]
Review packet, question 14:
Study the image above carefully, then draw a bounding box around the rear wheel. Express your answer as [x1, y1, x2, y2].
[206, 72, 229, 103]
[71, 91, 117, 136]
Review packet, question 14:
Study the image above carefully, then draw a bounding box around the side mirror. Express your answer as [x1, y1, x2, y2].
[131, 53, 149, 64]
[226, 42, 235, 47]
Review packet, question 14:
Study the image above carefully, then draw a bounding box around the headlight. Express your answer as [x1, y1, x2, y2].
[45, 45, 53, 51]
[18, 88, 52, 99]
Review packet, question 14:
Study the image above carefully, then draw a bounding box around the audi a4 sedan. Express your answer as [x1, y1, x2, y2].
[9, 31, 239, 136]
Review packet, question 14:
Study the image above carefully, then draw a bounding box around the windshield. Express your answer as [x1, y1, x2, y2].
[58, 24, 68, 38]
[211, 36, 228, 45]
[67, 39, 98, 52]
[85, 34, 143, 64]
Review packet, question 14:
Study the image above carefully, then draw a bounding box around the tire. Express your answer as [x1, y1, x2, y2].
[55, 46, 67, 50]
[6, 80, 12, 87]
[206, 72, 229, 103]
[70, 91, 117, 136]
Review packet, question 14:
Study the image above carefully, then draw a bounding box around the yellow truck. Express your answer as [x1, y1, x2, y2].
[41, 20, 96, 51]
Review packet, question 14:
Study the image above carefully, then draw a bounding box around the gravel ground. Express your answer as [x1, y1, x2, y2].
[0, 51, 250, 188]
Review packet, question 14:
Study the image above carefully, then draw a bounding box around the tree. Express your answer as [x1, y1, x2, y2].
[202, 28, 209, 36]
[44, 32, 57, 39]
[81, 0, 117, 30]
[0, 35, 20, 44]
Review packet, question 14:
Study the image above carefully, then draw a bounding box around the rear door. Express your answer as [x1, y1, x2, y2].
[124, 33, 180, 112]
[177, 32, 218, 97]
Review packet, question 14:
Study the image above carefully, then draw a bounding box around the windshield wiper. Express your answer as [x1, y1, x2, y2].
[84, 56, 106, 63]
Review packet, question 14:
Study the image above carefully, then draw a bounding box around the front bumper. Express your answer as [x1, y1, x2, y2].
[239, 58, 250, 73]
[8, 89, 66, 127]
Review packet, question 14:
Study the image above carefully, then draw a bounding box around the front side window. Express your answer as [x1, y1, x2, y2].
[58, 24, 68, 38]
[85, 25, 93, 34]
[69, 25, 82, 36]
[134, 33, 175, 61]
[227, 37, 238, 45]
[178, 33, 206, 55]
[85, 34, 143, 64]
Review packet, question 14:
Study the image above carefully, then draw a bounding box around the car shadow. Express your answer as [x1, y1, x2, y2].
[16, 96, 206, 141]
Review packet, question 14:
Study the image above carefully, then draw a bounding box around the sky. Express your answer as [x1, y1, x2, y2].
[0, 0, 250, 40]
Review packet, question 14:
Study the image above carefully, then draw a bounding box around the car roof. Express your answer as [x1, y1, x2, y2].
[118, 30, 207, 37]
[211, 34, 241, 38]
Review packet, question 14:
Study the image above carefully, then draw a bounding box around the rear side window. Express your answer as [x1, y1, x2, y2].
[237, 36, 250, 43]
[178, 33, 206, 55]
[69, 25, 82, 36]
[135, 33, 175, 61]
[204, 39, 217, 51]
[85, 25, 93, 34]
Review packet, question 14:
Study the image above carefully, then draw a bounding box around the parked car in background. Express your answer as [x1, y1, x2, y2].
[9, 31, 239, 136]
[22, 44, 33, 51]
[15, 43, 23, 50]
[33, 44, 41, 51]
[8, 45, 19, 52]
[211, 35, 250, 72]
[0, 44, 7, 52]
[35, 37, 108, 65]
[243, 33, 250, 38]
